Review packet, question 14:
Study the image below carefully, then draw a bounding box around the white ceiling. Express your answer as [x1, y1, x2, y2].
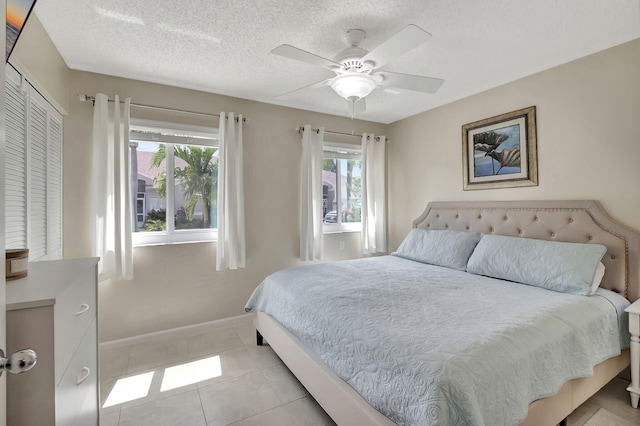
[33, 0, 640, 124]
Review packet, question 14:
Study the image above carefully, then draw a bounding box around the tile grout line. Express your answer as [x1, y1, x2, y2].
[195, 378, 209, 426]
[580, 407, 600, 426]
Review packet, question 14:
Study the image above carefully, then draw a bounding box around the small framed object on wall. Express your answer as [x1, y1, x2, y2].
[462, 106, 538, 190]
[7, 0, 38, 61]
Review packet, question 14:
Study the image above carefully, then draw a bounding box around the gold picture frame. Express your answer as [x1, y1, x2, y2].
[462, 106, 538, 190]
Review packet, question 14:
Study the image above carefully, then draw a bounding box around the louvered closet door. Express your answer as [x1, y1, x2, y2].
[4, 66, 64, 261]
[29, 89, 49, 260]
[47, 110, 63, 259]
[5, 67, 28, 250]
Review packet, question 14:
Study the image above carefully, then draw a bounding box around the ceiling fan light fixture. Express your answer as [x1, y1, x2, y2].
[330, 73, 379, 100]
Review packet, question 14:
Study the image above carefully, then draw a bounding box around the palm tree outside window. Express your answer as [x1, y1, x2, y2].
[128, 121, 219, 246]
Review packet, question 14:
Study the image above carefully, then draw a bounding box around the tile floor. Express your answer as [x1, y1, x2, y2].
[99, 316, 640, 426]
[99, 317, 334, 426]
[567, 376, 640, 425]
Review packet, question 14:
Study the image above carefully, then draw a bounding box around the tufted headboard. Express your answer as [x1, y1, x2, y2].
[413, 200, 640, 302]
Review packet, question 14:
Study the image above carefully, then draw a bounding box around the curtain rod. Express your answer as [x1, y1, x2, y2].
[78, 94, 248, 123]
[295, 126, 387, 142]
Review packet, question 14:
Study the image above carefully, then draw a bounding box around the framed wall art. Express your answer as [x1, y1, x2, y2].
[7, 0, 38, 61]
[462, 106, 538, 190]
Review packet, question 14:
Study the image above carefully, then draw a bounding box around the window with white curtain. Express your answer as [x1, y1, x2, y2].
[129, 119, 219, 246]
[5, 66, 63, 261]
[322, 142, 362, 233]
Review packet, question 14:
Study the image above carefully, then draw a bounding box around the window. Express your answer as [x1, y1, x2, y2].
[322, 142, 362, 233]
[130, 120, 219, 246]
[5, 66, 63, 261]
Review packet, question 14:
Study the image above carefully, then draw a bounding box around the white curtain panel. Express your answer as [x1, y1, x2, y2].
[216, 112, 246, 271]
[91, 94, 133, 280]
[300, 125, 324, 261]
[361, 133, 387, 254]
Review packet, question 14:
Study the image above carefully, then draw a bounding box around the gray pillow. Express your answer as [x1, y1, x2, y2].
[466, 234, 607, 296]
[392, 229, 483, 271]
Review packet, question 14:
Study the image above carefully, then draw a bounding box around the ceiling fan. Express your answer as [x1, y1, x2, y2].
[271, 24, 444, 117]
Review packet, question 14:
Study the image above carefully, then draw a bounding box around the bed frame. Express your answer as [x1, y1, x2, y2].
[254, 200, 640, 425]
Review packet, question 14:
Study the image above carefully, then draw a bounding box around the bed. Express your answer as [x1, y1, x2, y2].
[245, 200, 640, 425]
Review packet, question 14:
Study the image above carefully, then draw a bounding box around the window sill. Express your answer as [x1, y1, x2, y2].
[132, 229, 217, 247]
[323, 224, 362, 234]
[133, 239, 216, 248]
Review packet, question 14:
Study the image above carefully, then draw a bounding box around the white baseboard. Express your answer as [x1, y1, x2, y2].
[100, 313, 253, 350]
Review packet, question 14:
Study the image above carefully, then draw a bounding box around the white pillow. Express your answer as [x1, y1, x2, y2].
[466, 234, 607, 296]
[392, 229, 483, 271]
[590, 262, 605, 295]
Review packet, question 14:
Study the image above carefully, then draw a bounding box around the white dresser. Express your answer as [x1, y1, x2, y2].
[6, 258, 99, 426]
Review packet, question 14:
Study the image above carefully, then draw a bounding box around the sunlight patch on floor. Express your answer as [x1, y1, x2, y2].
[103, 371, 154, 408]
[160, 355, 222, 392]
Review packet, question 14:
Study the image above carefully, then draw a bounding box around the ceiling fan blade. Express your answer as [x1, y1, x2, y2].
[361, 24, 432, 69]
[271, 44, 342, 70]
[275, 79, 332, 100]
[377, 71, 444, 94]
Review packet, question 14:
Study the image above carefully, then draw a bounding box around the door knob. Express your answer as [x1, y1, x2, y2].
[0, 349, 37, 376]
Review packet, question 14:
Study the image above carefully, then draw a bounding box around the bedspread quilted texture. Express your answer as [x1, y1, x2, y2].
[245, 256, 628, 426]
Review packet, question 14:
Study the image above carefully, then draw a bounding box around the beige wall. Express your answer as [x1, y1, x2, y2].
[9, 14, 69, 114]
[387, 38, 640, 251]
[65, 71, 386, 341]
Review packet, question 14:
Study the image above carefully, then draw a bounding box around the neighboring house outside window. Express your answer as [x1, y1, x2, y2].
[130, 120, 218, 246]
[322, 142, 362, 233]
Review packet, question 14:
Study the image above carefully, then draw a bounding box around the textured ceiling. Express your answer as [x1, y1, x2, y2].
[34, 0, 640, 124]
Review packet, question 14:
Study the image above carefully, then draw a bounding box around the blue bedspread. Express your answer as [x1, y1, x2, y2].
[245, 256, 629, 426]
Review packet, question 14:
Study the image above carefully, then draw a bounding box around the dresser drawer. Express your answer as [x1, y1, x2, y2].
[54, 265, 97, 383]
[56, 317, 98, 426]
[6, 258, 99, 426]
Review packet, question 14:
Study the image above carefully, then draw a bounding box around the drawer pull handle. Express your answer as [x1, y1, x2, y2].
[77, 367, 91, 385]
[75, 304, 90, 316]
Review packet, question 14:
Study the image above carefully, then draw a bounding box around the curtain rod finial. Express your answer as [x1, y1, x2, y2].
[78, 94, 96, 104]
